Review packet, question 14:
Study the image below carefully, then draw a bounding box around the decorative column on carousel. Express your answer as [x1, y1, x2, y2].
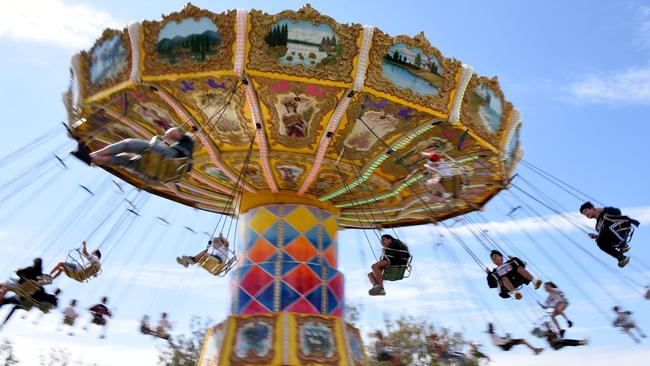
[197, 192, 366, 366]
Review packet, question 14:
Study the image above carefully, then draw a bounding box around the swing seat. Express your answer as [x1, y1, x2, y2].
[64, 262, 101, 283]
[9, 279, 41, 298]
[531, 327, 547, 338]
[63, 315, 76, 326]
[439, 174, 464, 198]
[137, 150, 191, 183]
[197, 255, 237, 277]
[382, 256, 412, 281]
[605, 214, 640, 245]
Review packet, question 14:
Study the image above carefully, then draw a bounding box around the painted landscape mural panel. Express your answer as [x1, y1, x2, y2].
[265, 19, 340, 67]
[157, 17, 222, 64]
[469, 83, 503, 133]
[90, 35, 127, 84]
[381, 42, 442, 96]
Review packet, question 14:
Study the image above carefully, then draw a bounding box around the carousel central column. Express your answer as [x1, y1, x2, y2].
[197, 191, 366, 366]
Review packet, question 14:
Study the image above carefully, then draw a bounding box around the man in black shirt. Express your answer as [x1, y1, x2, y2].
[367, 234, 410, 296]
[0, 258, 44, 302]
[580, 202, 639, 267]
[73, 127, 194, 170]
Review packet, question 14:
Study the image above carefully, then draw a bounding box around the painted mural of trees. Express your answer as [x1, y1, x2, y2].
[265, 23, 289, 47]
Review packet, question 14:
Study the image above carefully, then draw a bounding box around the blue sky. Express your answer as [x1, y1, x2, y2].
[1, 0, 650, 365]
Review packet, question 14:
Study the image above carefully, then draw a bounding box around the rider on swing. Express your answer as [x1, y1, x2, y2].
[368, 234, 410, 296]
[176, 234, 230, 268]
[486, 250, 542, 300]
[580, 202, 638, 268]
[73, 127, 194, 171]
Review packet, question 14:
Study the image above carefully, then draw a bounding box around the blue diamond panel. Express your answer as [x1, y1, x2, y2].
[322, 229, 332, 250]
[280, 282, 301, 309]
[262, 222, 280, 246]
[282, 221, 301, 246]
[305, 285, 323, 313]
[305, 226, 320, 248]
[326, 288, 340, 314]
[237, 288, 253, 314]
[256, 283, 276, 311]
[281, 261, 300, 275]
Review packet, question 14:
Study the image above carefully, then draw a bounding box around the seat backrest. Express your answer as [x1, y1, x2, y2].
[138, 150, 190, 183]
[64, 262, 101, 282]
[198, 255, 236, 277]
[14, 279, 41, 297]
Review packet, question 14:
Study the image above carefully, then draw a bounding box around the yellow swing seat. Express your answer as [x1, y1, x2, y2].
[439, 174, 465, 198]
[9, 279, 42, 298]
[137, 150, 191, 183]
[63, 315, 76, 326]
[64, 262, 102, 283]
[197, 255, 237, 277]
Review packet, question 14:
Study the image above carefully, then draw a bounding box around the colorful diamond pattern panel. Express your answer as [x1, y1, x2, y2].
[233, 204, 343, 316]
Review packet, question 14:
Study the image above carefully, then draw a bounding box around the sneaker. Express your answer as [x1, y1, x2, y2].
[533, 279, 542, 289]
[567, 320, 574, 328]
[176, 257, 188, 268]
[579, 338, 589, 345]
[368, 284, 382, 296]
[620, 244, 631, 253]
[514, 291, 523, 300]
[618, 256, 630, 268]
[376, 287, 386, 296]
[533, 348, 543, 355]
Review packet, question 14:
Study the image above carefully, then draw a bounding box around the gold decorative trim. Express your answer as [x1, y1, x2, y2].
[82, 28, 132, 98]
[336, 94, 434, 163]
[230, 315, 276, 365]
[247, 5, 361, 83]
[255, 78, 339, 150]
[365, 30, 461, 114]
[296, 315, 339, 365]
[142, 4, 235, 77]
[460, 75, 513, 147]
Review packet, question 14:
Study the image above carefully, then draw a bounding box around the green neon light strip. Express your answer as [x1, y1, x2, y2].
[339, 207, 435, 223]
[335, 174, 424, 208]
[319, 124, 435, 201]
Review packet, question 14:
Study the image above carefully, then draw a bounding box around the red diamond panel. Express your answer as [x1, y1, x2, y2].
[284, 235, 318, 262]
[328, 273, 343, 300]
[285, 298, 319, 314]
[240, 265, 274, 296]
[282, 264, 320, 295]
[241, 300, 270, 315]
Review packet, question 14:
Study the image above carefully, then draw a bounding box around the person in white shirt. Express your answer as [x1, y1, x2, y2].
[155, 312, 172, 340]
[487, 323, 543, 355]
[62, 299, 79, 335]
[421, 151, 463, 200]
[49, 241, 101, 279]
[613, 306, 647, 343]
[176, 234, 229, 268]
[537, 282, 573, 337]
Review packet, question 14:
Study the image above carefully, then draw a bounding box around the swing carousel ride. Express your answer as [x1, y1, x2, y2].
[62, 3, 524, 365]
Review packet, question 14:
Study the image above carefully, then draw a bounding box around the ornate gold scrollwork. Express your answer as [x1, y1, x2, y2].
[364, 30, 461, 114]
[81, 28, 132, 98]
[142, 4, 235, 77]
[459, 75, 513, 147]
[247, 5, 361, 83]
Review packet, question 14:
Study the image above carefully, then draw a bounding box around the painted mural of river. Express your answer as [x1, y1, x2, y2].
[279, 42, 328, 67]
[381, 62, 439, 96]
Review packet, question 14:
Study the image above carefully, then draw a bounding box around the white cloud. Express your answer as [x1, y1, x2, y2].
[398, 206, 650, 246]
[566, 66, 650, 104]
[0, 0, 121, 49]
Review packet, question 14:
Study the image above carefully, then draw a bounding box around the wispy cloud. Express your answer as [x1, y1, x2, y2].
[566, 67, 650, 104]
[0, 0, 120, 49]
[398, 206, 650, 246]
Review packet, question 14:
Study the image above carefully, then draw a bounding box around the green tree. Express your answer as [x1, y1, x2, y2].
[367, 316, 487, 366]
[158, 316, 212, 366]
[415, 53, 422, 68]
